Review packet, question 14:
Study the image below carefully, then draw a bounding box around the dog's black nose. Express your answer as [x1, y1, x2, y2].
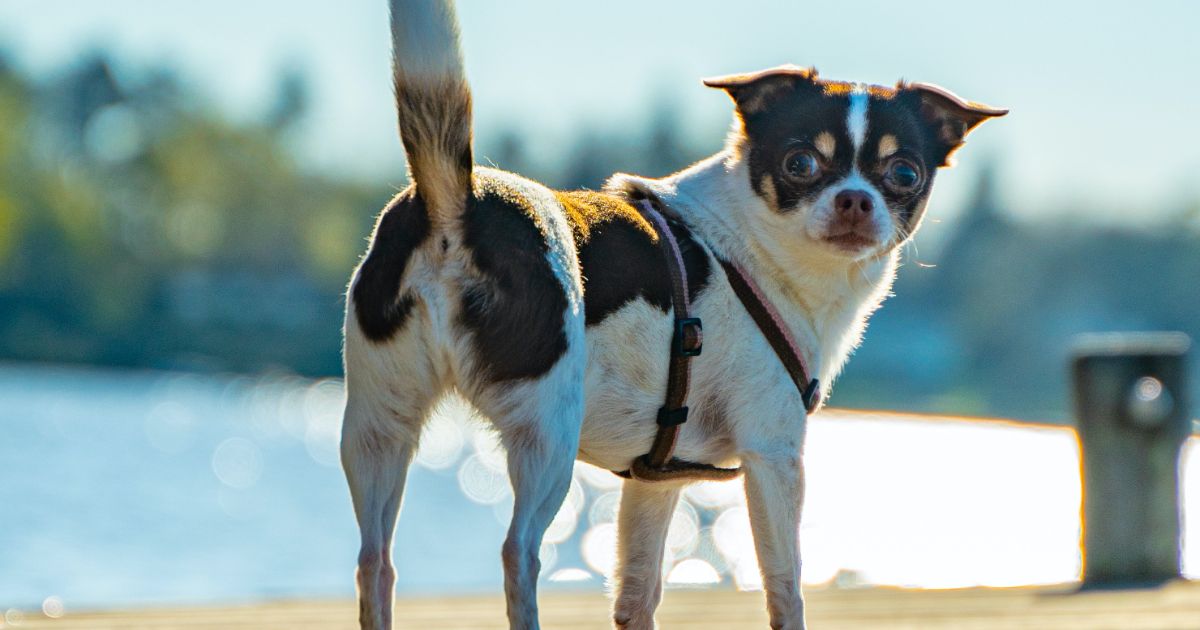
[834, 190, 873, 219]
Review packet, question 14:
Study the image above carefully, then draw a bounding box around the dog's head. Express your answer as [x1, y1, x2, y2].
[706, 66, 1006, 259]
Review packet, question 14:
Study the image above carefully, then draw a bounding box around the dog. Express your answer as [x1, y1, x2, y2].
[340, 1, 1006, 628]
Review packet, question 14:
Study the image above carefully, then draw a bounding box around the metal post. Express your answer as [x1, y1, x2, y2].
[1072, 332, 1191, 586]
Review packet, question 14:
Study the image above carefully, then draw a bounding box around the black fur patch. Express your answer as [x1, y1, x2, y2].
[352, 187, 431, 342]
[860, 95, 942, 232]
[460, 175, 570, 382]
[737, 82, 858, 211]
[557, 191, 711, 326]
[350, 188, 432, 340]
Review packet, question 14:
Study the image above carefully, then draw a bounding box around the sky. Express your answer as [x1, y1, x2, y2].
[1, 0, 1198, 225]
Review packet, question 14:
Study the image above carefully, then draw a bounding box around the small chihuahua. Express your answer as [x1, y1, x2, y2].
[340, 1, 1005, 628]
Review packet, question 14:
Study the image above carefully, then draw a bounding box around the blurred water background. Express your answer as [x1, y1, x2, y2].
[2, 0, 1199, 616]
[5, 363, 1196, 611]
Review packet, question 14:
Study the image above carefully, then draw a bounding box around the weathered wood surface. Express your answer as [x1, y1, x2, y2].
[1072, 332, 1191, 585]
[16, 582, 1200, 629]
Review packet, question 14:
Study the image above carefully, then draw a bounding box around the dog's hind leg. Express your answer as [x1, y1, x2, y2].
[341, 398, 423, 630]
[340, 327, 442, 630]
[485, 375, 583, 630]
[612, 481, 682, 630]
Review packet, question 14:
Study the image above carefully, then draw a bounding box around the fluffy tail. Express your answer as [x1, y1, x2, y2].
[390, 0, 473, 218]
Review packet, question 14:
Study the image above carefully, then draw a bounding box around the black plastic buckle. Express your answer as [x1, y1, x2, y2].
[801, 379, 821, 414]
[657, 406, 689, 427]
[672, 317, 703, 357]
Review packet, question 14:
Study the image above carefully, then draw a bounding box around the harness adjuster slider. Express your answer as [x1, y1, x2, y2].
[672, 317, 703, 357]
[657, 406, 689, 427]
[801, 378, 821, 414]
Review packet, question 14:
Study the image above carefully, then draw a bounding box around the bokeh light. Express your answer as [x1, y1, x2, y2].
[712, 506, 755, 571]
[684, 479, 744, 510]
[415, 411, 465, 471]
[588, 491, 621, 526]
[211, 437, 263, 489]
[798, 525, 841, 586]
[457, 454, 510, 505]
[549, 567, 593, 582]
[470, 428, 508, 471]
[691, 527, 730, 576]
[575, 462, 623, 491]
[667, 558, 721, 586]
[143, 401, 196, 454]
[301, 379, 343, 468]
[543, 504, 578, 545]
[582, 522, 618, 579]
[666, 501, 700, 557]
[563, 478, 586, 516]
[41, 596, 64, 619]
[539, 542, 558, 576]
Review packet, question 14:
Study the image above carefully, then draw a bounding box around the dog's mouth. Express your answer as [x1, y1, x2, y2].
[823, 230, 877, 252]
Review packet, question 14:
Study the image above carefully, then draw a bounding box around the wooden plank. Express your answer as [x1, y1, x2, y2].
[14, 582, 1200, 629]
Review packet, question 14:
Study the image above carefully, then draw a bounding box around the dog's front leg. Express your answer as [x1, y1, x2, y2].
[612, 480, 681, 630]
[743, 451, 807, 630]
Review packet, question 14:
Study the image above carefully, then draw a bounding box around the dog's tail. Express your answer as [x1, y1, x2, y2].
[390, 0, 473, 220]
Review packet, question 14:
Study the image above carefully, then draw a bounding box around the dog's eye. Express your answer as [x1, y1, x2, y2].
[782, 150, 822, 183]
[884, 158, 922, 192]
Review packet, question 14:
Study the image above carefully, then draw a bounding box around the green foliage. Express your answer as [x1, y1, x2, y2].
[0, 55, 383, 374]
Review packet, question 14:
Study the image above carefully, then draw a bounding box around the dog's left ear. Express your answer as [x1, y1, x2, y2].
[900, 82, 1008, 166]
[703, 65, 819, 116]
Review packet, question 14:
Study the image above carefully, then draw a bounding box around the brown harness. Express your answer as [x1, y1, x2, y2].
[617, 198, 822, 483]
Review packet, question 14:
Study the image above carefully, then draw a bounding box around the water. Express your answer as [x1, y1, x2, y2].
[1, 364, 1196, 611]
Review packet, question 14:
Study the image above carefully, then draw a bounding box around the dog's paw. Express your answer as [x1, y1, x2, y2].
[612, 608, 656, 630]
[768, 612, 807, 630]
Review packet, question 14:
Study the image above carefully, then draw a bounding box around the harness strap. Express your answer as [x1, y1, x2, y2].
[638, 203, 700, 467]
[618, 200, 741, 482]
[718, 260, 822, 413]
[616, 197, 821, 483]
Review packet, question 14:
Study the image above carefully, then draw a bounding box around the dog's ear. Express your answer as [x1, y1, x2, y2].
[703, 65, 819, 116]
[899, 82, 1007, 166]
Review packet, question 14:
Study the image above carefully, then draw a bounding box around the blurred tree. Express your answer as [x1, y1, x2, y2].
[266, 64, 310, 134]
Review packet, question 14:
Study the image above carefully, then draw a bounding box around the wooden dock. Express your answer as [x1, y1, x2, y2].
[14, 582, 1200, 629]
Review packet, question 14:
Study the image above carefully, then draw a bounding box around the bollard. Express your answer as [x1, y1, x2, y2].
[1072, 332, 1191, 586]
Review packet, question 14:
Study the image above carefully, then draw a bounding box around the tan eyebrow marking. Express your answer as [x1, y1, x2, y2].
[759, 174, 778, 207]
[878, 134, 899, 159]
[814, 131, 836, 160]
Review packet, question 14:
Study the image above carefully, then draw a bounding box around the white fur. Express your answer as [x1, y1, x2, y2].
[389, 0, 463, 82]
[846, 84, 869, 150]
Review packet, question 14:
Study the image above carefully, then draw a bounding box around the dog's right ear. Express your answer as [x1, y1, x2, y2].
[703, 65, 819, 116]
